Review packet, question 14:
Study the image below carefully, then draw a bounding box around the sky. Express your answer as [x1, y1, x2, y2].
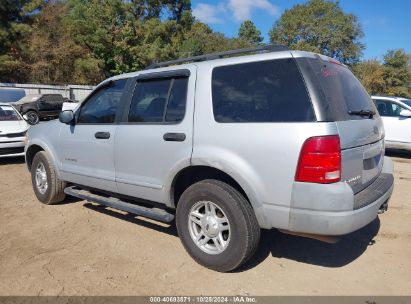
[191, 0, 411, 60]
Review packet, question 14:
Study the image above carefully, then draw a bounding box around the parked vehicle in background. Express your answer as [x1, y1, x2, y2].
[0, 103, 29, 158]
[13, 94, 66, 125]
[372, 96, 411, 151]
[26, 46, 394, 272]
[0, 88, 26, 103]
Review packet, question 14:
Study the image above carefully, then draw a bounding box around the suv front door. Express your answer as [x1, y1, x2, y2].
[59, 79, 127, 192]
[114, 68, 195, 205]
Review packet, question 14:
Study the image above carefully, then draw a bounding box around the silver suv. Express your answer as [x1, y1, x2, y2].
[25, 45, 394, 272]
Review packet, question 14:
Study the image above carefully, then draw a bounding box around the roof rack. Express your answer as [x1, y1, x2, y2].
[145, 44, 289, 70]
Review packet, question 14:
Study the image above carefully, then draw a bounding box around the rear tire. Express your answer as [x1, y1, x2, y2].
[31, 151, 66, 204]
[176, 179, 260, 272]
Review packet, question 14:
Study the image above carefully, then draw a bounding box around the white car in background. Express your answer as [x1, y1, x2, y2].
[372, 96, 411, 151]
[0, 103, 29, 158]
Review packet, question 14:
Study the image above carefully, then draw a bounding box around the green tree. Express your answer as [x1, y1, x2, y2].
[238, 20, 263, 46]
[26, 1, 103, 85]
[383, 49, 411, 97]
[0, 0, 44, 82]
[352, 60, 385, 95]
[179, 22, 250, 57]
[269, 0, 364, 65]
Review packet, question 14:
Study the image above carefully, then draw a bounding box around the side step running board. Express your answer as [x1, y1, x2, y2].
[64, 186, 174, 223]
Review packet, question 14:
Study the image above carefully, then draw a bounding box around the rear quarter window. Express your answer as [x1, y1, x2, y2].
[296, 57, 377, 121]
[211, 58, 315, 123]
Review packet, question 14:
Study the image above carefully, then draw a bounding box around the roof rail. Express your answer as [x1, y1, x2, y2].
[145, 44, 289, 70]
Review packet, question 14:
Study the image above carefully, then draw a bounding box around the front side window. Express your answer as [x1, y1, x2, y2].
[0, 105, 22, 121]
[374, 100, 406, 117]
[212, 58, 315, 123]
[77, 79, 126, 124]
[128, 77, 188, 123]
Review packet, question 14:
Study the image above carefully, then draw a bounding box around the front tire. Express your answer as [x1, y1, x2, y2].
[176, 179, 260, 272]
[31, 151, 66, 204]
[26, 110, 40, 125]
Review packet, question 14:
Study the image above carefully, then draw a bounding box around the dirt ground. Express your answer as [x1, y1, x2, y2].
[0, 151, 410, 296]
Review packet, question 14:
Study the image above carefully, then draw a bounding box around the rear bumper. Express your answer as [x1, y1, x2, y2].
[288, 182, 393, 235]
[263, 156, 394, 235]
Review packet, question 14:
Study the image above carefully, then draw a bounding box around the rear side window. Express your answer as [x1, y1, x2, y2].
[212, 58, 315, 123]
[296, 58, 377, 121]
[128, 77, 188, 123]
[43, 94, 64, 102]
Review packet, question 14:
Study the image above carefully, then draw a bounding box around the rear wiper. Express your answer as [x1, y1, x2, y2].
[348, 109, 375, 118]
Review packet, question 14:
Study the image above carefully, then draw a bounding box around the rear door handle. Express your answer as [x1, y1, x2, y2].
[163, 133, 186, 142]
[95, 132, 110, 139]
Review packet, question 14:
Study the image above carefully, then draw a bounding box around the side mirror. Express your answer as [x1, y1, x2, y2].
[399, 109, 411, 118]
[59, 110, 75, 124]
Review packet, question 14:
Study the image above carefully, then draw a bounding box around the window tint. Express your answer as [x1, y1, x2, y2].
[212, 58, 315, 123]
[129, 77, 188, 123]
[78, 79, 126, 124]
[374, 100, 406, 117]
[43, 94, 63, 102]
[0, 105, 22, 121]
[166, 78, 188, 122]
[296, 58, 376, 121]
[400, 99, 411, 107]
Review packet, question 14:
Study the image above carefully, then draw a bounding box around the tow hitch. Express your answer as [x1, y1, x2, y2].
[378, 201, 388, 214]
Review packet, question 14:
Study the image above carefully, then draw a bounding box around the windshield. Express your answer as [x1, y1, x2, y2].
[0, 105, 22, 121]
[400, 99, 411, 108]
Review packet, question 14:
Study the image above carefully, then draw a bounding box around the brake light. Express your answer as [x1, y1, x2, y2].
[295, 135, 341, 184]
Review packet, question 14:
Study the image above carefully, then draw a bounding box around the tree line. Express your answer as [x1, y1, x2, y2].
[0, 0, 410, 97]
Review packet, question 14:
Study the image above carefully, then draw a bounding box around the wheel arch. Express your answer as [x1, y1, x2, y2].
[169, 165, 260, 212]
[26, 144, 44, 171]
[26, 141, 59, 175]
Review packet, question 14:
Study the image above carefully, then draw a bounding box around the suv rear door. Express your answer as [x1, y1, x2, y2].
[296, 55, 384, 194]
[114, 67, 195, 205]
[58, 79, 127, 192]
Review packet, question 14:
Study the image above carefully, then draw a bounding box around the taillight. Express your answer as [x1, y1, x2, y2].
[295, 135, 341, 184]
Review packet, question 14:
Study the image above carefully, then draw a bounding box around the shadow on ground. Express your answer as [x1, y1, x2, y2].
[81, 201, 380, 271]
[385, 149, 411, 159]
[238, 217, 380, 272]
[0, 156, 25, 165]
[83, 202, 178, 237]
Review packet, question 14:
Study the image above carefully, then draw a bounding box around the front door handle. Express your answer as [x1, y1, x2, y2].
[95, 132, 110, 139]
[163, 133, 186, 142]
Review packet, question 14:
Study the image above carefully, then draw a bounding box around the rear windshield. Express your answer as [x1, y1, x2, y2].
[0, 105, 22, 121]
[212, 58, 315, 123]
[296, 57, 377, 121]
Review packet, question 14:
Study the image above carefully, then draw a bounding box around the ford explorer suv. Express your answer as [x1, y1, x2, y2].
[25, 45, 394, 272]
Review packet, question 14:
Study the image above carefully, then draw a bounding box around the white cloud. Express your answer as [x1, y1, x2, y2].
[228, 0, 279, 21]
[193, 0, 279, 24]
[192, 3, 227, 24]
[363, 17, 386, 26]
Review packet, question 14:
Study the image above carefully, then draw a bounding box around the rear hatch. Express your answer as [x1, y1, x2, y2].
[296, 54, 384, 193]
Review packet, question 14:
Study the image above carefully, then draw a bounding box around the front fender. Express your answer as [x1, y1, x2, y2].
[26, 121, 62, 177]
